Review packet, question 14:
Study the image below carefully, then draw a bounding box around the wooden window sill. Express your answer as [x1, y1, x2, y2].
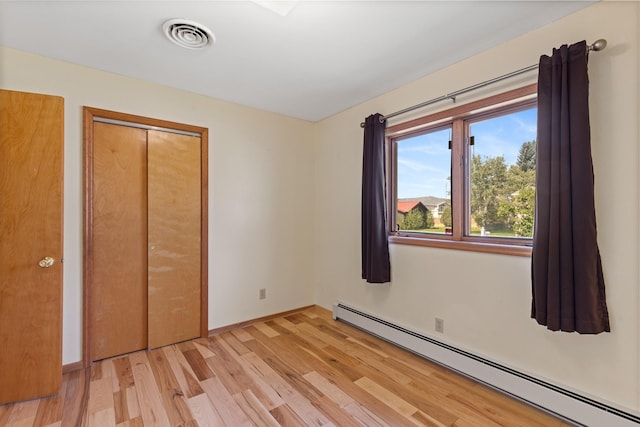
[389, 235, 532, 257]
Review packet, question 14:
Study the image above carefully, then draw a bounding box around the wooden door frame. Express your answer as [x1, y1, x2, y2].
[82, 107, 209, 367]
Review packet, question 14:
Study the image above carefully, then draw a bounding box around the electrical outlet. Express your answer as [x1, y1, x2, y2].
[435, 317, 444, 333]
[259, 288, 266, 300]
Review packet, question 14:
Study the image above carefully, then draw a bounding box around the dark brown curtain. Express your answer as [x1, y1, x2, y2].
[531, 41, 610, 333]
[362, 113, 391, 283]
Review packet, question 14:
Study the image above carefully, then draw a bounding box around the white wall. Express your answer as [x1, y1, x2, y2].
[0, 46, 316, 365]
[313, 1, 640, 413]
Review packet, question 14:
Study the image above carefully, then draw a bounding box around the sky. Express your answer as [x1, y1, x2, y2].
[397, 107, 537, 199]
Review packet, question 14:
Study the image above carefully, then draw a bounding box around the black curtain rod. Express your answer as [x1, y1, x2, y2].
[360, 39, 607, 128]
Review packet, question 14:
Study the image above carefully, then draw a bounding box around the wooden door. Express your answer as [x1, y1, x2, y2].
[147, 130, 201, 348]
[90, 123, 148, 361]
[0, 89, 63, 403]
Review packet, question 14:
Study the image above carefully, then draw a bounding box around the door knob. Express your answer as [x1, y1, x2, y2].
[38, 257, 55, 268]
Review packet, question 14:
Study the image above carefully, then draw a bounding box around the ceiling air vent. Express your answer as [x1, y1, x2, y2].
[162, 19, 214, 50]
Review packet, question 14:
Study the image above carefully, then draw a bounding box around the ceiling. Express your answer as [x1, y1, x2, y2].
[0, 1, 594, 122]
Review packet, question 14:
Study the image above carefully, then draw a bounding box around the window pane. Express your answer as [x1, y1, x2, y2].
[396, 127, 452, 234]
[468, 107, 536, 238]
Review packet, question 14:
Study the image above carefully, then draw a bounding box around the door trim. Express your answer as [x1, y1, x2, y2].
[82, 107, 209, 367]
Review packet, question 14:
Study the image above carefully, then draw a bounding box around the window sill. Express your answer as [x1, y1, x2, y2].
[389, 235, 532, 257]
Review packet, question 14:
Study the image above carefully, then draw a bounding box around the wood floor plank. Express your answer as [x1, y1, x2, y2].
[342, 401, 392, 427]
[283, 313, 306, 324]
[116, 417, 144, 427]
[355, 376, 418, 417]
[241, 351, 331, 427]
[0, 406, 11, 426]
[0, 306, 572, 427]
[203, 339, 258, 396]
[87, 377, 114, 416]
[60, 368, 88, 427]
[253, 322, 280, 338]
[270, 403, 307, 427]
[242, 337, 324, 403]
[229, 328, 254, 343]
[344, 353, 461, 424]
[5, 399, 39, 427]
[182, 349, 215, 382]
[308, 397, 365, 427]
[112, 389, 127, 425]
[87, 407, 116, 427]
[102, 359, 119, 393]
[219, 331, 252, 356]
[162, 346, 205, 399]
[125, 386, 141, 421]
[199, 377, 253, 427]
[112, 357, 135, 389]
[213, 338, 285, 411]
[147, 348, 196, 426]
[186, 393, 225, 427]
[303, 371, 354, 407]
[233, 389, 281, 427]
[244, 324, 323, 377]
[129, 352, 171, 427]
[270, 317, 301, 334]
[296, 351, 420, 426]
[410, 409, 450, 427]
[193, 340, 216, 359]
[315, 336, 462, 425]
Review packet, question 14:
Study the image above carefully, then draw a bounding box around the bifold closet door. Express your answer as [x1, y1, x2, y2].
[147, 130, 201, 348]
[91, 123, 148, 361]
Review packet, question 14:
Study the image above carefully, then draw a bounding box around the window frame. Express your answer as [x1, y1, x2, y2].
[386, 84, 537, 257]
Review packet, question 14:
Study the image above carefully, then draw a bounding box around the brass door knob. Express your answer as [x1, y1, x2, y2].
[38, 257, 55, 268]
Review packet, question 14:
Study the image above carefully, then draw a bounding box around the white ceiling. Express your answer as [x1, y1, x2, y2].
[0, 1, 594, 122]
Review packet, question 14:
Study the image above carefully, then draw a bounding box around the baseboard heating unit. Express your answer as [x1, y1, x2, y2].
[333, 303, 639, 427]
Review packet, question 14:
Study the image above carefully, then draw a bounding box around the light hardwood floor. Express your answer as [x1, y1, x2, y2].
[0, 306, 572, 426]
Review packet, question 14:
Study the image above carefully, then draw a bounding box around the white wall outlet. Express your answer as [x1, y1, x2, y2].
[435, 317, 444, 333]
[259, 288, 266, 300]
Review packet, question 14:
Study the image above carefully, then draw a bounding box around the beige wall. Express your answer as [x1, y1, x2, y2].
[0, 46, 316, 366]
[1, 0, 639, 414]
[313, 1, 640, 412]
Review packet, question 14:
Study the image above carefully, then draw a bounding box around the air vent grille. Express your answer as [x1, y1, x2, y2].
[162, 19, 214, 50]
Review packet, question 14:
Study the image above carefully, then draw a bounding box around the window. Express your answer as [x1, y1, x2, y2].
[387, 84, 536, 256]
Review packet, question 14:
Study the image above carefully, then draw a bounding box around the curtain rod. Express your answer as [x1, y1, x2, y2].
[360, 39, 607, 128]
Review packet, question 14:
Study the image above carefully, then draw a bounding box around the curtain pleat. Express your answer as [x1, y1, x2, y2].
[531, 41, 610, 333]
[361, 113, 391, 283]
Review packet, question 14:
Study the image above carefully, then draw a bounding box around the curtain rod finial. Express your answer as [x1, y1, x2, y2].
[590, 39, 607, 52]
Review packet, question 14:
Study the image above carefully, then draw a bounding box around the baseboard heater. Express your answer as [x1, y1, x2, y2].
[333, 303, 639, 427]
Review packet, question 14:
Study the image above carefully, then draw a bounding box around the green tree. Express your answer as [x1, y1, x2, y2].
[505, 165, 536, 196]
[399, 207, 434, 230]
[400, 209, 426, 230]
[512, 187, 535, 237]
[470, 155, 508, 231]
[500, 186, 536, 237]
[425, 208, 434, 229]
[441, 203, 452, 228]
[516, 140, 536, 172]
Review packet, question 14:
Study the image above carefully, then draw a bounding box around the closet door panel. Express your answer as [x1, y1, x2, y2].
[91, 122, 148, 361]
[147, 130, 201, 348]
